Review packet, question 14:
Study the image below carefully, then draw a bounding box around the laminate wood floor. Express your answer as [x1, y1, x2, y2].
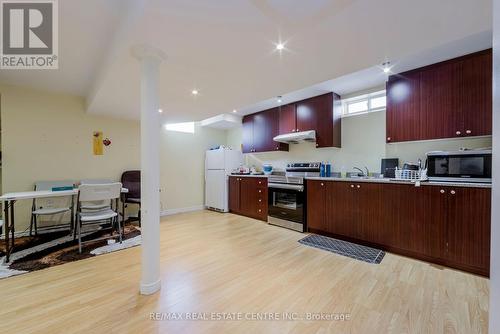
[0, 210, 489, 333]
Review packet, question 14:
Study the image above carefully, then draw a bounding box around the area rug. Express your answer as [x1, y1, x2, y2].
[299, 234, 385, 264]
[0, 223, 141, 279]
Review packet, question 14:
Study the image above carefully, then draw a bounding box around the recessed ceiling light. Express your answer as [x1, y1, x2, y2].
[232, 109, 237, 113]
[192, 89, 199, 95]
[276, 43, 285, 51]
[277, 96, 282, 104]
[158, 108, 163, 113]
[382, 61, 391, 74]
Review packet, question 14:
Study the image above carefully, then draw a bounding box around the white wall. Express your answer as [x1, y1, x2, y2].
[490, 0, 499, 332]
[0, 84, 226, 231]
[229, 111, 492, 174]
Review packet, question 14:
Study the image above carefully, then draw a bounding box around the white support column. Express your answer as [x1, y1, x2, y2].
[491, 0, 500, 332]
[131, 45, 166, 295]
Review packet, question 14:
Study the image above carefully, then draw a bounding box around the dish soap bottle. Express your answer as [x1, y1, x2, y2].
[326, 161, 332, 177]
[320, 162, 326, 177]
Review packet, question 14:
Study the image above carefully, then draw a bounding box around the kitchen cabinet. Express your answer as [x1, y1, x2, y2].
[461, 50, 493, 137]
[243, 92, 342, 151]
[396, 185, 442, 258]
[430, 186, 491, 274]
[305, 180, 325, 231]
[228, 176, 241, 214]
[278, 104, 296, 134]
[228, 176, 268, 221]
[242, 109, 288, 153]
[307, 180, 383, 241]
[295, 93, 341, 148]
[386, 49, 492, 143]
[306, 180, 491, 276]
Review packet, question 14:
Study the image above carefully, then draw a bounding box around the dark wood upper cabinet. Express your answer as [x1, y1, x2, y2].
[242, 92, 341, 152]
[295, 93, 341, 148]
[386, 71, 421, 142]
[279, 104, 296, 134]
[242, 114, 254, 153]
[242, 110, 288, 153]
[460, 50, 492, 137]
[419, 61, 461, 140]
[386, 49, 492, 143]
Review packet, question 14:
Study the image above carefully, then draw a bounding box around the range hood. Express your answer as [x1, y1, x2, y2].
[273, 130, 316, 144]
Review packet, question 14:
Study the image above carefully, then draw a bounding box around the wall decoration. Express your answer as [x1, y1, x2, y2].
[93, 131, 103, 155]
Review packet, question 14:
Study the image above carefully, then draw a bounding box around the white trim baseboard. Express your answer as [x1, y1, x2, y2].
[160, 205, 205, 217]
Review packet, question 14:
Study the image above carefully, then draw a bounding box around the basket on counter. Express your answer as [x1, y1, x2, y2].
[394, 168, 428, 181]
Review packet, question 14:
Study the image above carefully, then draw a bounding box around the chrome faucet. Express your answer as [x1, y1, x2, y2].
[353, 166, 370, 177]
[353, 167, 365, 177]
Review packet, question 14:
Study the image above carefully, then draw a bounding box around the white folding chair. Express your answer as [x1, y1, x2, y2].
[31, 180, 75, 236]
[76, 183, 122, 253]
[80, 179, 113, 211]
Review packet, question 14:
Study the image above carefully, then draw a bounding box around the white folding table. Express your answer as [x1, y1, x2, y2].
[0, 188, 128, 262]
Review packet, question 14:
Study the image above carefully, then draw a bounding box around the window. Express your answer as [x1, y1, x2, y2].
[165, 122, 195, 133]
[342, 90, 386, 116]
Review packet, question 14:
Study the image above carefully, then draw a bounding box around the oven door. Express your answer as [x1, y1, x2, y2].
[268, 183, 304, 224]
[427, 152, 492, 182]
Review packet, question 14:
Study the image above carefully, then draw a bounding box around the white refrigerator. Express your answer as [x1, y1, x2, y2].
[205, 148, 243, 212]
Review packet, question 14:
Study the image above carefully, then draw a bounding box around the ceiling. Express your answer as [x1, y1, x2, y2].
[0, 0, 493, 123]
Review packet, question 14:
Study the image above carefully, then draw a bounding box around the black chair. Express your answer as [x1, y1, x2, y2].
[121, 170, 141, 227]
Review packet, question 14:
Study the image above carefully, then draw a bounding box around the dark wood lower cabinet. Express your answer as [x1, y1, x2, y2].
[306, 180, 491, 276]
[229, 176, 268, 222]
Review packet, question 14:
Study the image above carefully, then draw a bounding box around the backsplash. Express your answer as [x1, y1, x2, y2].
[226, 111, 492, 174]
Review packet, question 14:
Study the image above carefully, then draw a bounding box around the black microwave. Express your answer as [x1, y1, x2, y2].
[426, 150, 492, 183]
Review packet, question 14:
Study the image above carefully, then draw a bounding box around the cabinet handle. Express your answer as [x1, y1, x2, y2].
[440, 189, 445, 194]
[387, 137, 391, 141]
[258, 199, 262, 202]
[258, 190, 262, 193]
[320, 183, 324, 186]
[316, 143, 319, 147]
[450, 190, 456, 195]
[258, 209, 262, 213]
[296, 129, 299, 132]
[258, 181, 262, 184]
[466, 130, 472, 135]
[356, 185, 361, 189]
[456, 131, 461, 136]
[291, 129, 296, 132]
[350, 184, 354, 188]
[276, 146, 279, 150]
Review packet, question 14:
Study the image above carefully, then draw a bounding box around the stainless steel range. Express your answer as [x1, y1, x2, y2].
[268, 162, 320, 232]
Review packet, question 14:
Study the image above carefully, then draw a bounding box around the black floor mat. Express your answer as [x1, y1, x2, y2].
[299, 234, 385, 264]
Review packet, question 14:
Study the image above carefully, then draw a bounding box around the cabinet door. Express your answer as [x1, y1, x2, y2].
[228, 177, 240, 213]
[357, 183, 384, 244]
[419, 61, 462, 140]
[446, 187, 491, 273]
[397, 186, 444, 259]
[326, 182, 356, 237]
[239, 178, 267, 220]
[296, 93, 336, 148]
[242, 115, 254, 153]
[279, 104, 296, 134]
[253, 108, 288, 152]
[386, 72, 421, 142]
[460, 50, 492, 137]
[306, 180, 326, 231]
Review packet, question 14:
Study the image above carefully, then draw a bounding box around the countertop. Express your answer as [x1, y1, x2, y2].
[305, 177, 491, 189]
[229, 174, 268, 178]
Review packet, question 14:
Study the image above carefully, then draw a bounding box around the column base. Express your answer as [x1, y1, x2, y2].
[140, 279, 161, 295]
